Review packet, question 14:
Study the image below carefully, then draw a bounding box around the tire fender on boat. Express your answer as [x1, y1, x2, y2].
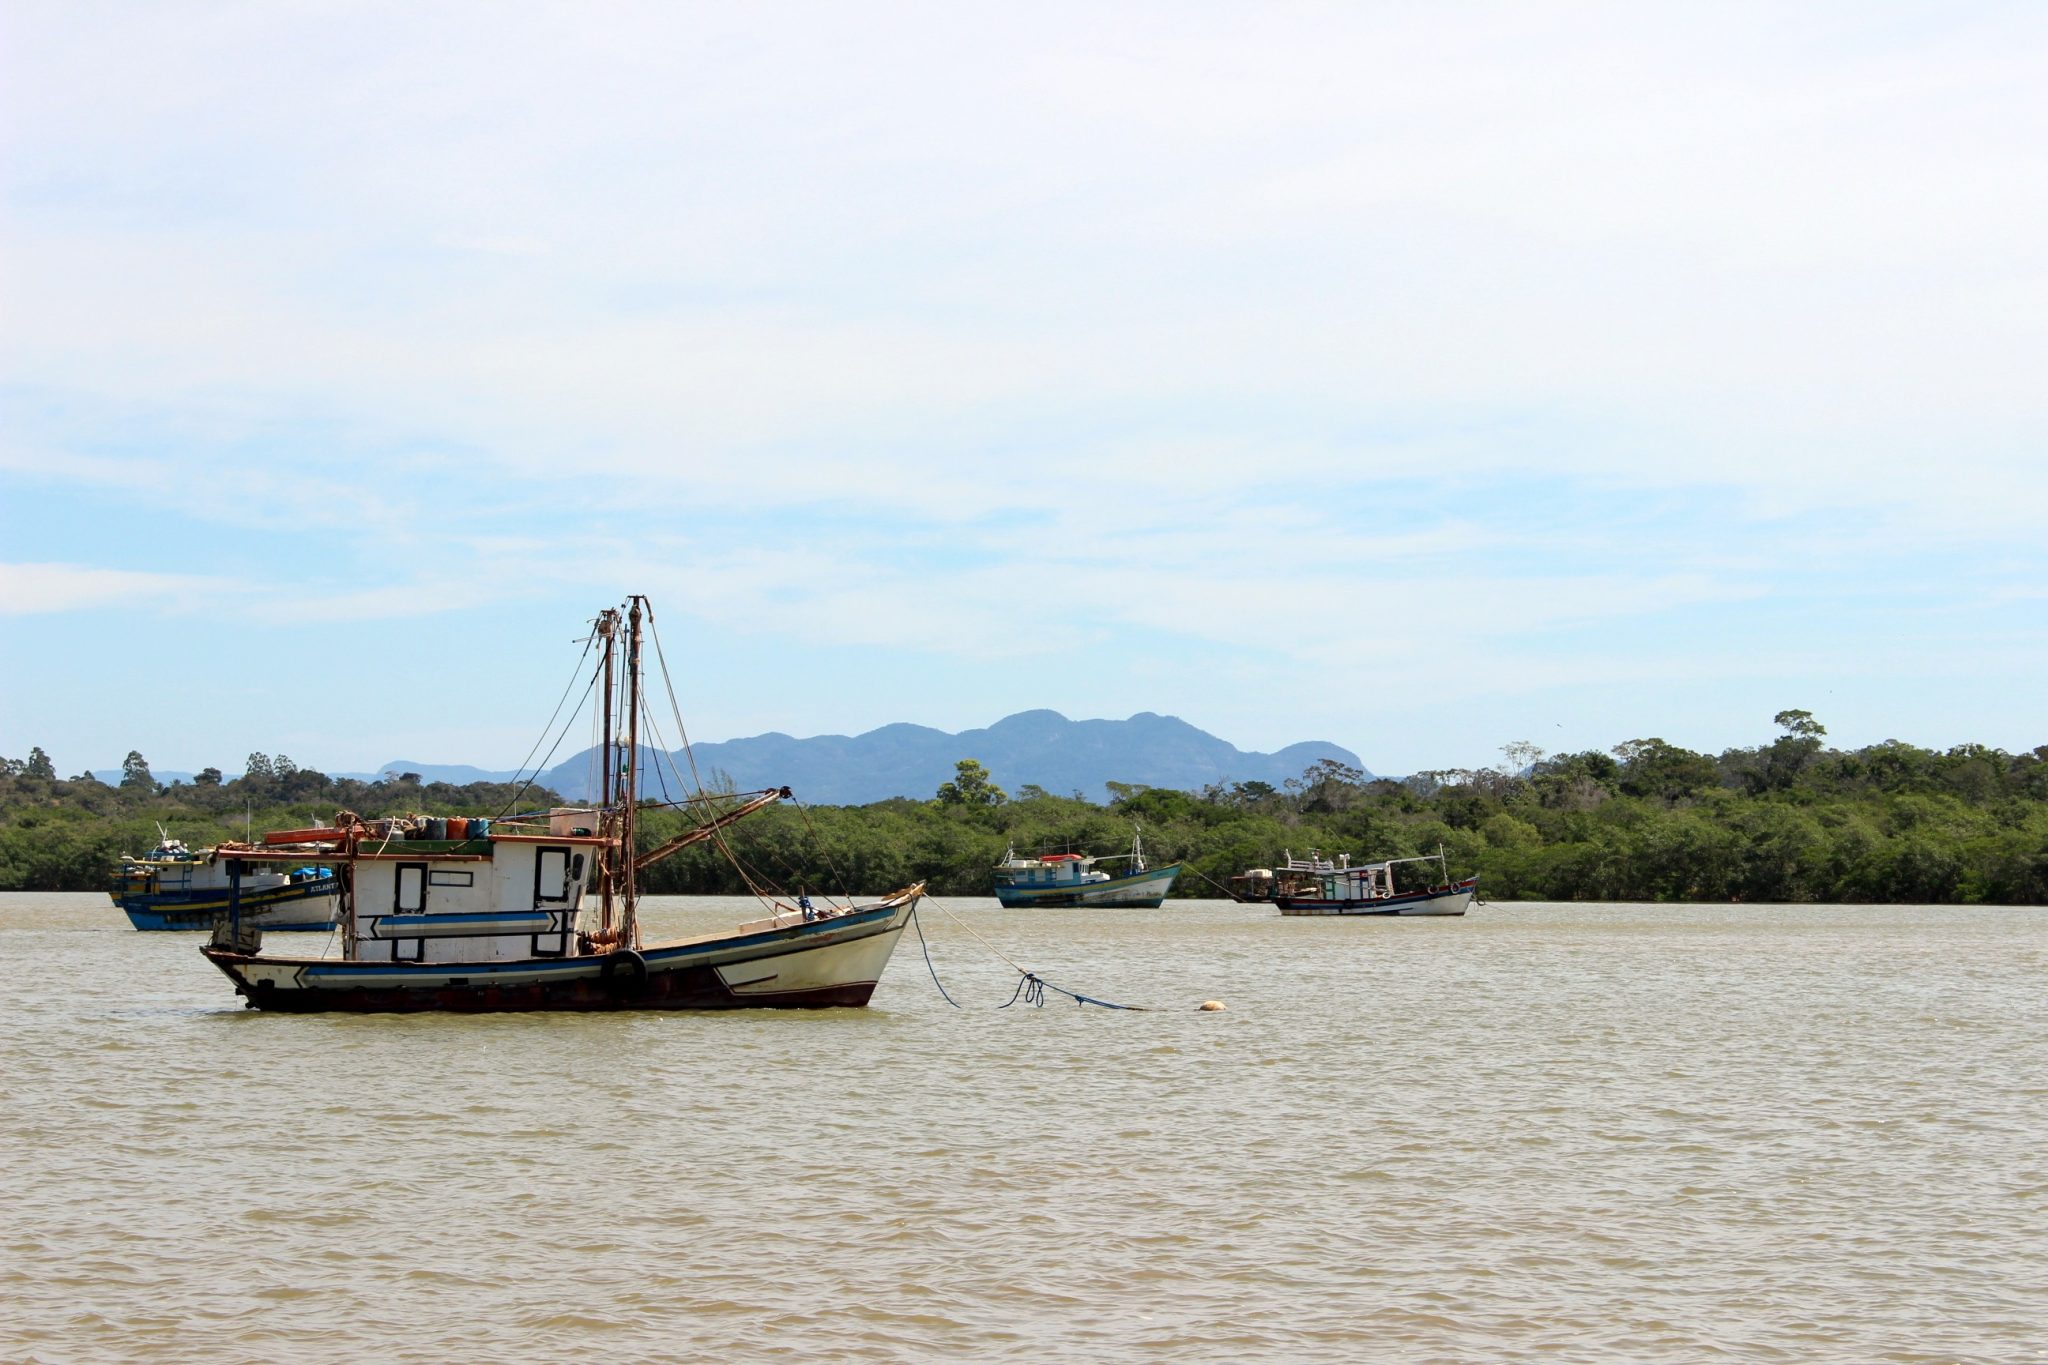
[602, 948, 649, 990]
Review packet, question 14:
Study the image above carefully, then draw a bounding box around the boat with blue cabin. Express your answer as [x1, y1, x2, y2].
[993, 831, 1181, 907]
[1273, 848, 1477, 916]
[111, 830, 338, 931]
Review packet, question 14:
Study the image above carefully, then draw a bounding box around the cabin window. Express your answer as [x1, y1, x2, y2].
[534, 847, 573, 906]
[395, 863, 427, 913]
[428, 870, 473, 887]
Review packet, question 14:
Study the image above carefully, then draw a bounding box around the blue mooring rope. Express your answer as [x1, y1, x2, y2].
[910, 905, 961, 1009]
[912, 907, 1148, 1011]
[999, 971, 1144, 1010]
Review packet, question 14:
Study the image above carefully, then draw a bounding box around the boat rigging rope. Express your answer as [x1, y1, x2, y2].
[633, 705, 684, 806]
[790, 797, 856, 911]
[494, 638, 602, 821]
[629, 680, 783, 906]
[642, 606, 710, 794]
[639, 605, 794, 915]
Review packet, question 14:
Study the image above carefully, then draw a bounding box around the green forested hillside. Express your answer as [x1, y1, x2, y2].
[8, 713, 2048, 903]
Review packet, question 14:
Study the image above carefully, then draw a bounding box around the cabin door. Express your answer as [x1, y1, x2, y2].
[531, 846, 576, 956]
[395, 863, 427, 913]
[391, 862, 427, 961]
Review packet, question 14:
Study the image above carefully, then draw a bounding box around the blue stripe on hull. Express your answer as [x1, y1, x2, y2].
[126, 910, 337, 931]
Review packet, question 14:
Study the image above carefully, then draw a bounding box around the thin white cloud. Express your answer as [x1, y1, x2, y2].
[0, 562, 233, 615]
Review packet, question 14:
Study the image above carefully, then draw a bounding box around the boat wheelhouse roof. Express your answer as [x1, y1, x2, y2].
[213, 830, 609, 862]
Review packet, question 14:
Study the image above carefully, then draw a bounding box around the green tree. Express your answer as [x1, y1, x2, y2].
[934, 758, 1007, 808]
[195, 767, 223, 786]
[1299, 758, 1366, 813]
[1613, 738, 1719, 801]
[1774, 709, 1826, 739]
[120, 750, 154, 792]
[1761, 709, 1828, 791]
[25, 747, 56, 780]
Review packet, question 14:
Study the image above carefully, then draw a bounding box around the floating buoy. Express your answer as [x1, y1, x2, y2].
[1199, 999, 1228, 1012]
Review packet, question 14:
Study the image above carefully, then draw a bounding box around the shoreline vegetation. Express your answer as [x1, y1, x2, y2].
[5, 713, 2045, 903]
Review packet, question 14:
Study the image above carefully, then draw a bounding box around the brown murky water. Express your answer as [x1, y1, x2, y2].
[3, 893, 2044, 1363]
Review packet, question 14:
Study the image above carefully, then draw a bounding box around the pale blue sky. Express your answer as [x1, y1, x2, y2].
[3, 2, 2044, 781]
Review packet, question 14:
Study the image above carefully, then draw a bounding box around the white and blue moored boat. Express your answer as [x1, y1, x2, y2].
[111, 831, 337, 931]
[993, 831, 1181, 908]
[199, 597, 924, 1013]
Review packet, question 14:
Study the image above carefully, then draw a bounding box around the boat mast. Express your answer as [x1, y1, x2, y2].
[619, 597, 645, 948]
[598, 608, 618, 936]
[341, 827, 358, 958]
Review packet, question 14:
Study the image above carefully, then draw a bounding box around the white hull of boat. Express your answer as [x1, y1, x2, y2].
[994, 865, 1181, 908]
[1276, 881, 1477, 917]
[203, 892, 920, 1012]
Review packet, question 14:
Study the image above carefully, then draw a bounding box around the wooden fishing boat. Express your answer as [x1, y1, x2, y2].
[993, 830, 1180, 908]
[200, 597, 923, 1012]
[1226, 849, 1339, 904]
[1273, 849, 1477, 917]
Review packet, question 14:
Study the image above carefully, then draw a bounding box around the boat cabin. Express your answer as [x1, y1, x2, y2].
[995, 849, 1113, 890]
[114, 839, 311, 899]
[1316, 853, 1447, 901]
[226, 808, 610, 964]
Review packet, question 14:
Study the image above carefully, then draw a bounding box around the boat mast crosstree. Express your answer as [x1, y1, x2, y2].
[199, 596, 924, 1012]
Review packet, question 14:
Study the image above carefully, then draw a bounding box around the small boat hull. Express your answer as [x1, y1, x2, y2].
[993, 864, 1181, 909]
[201, 895, 916, 1013]
[117, 877, 340, 931]
[1276, 877, 1478, 917]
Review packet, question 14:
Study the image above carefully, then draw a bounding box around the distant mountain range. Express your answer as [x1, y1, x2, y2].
[376, 711, 1368, 805]
[98, 712, 1366, 805]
